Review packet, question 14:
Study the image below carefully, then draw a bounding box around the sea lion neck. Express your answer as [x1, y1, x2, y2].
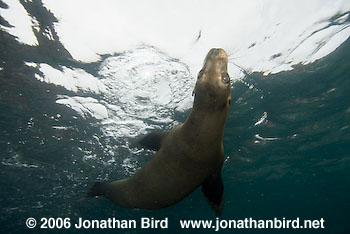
[184, 106, 229, 138]
[183, 48, 231, 143]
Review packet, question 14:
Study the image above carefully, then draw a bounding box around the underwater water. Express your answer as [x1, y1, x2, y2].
[1, 1, 350, 233]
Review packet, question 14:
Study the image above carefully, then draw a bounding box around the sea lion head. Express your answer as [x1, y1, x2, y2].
[193, 48, 231, 111]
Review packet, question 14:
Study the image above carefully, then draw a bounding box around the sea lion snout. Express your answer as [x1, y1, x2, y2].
[200, 48, 229, 84]
[203, 48, 228, 75]
[206, 48, 228, 61]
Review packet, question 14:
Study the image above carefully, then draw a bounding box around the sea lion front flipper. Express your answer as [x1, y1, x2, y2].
[130, 131, 169, 151]
[202, 172, 224, 217]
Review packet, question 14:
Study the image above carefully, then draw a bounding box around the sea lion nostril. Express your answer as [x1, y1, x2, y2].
[213, 49, 220, 56]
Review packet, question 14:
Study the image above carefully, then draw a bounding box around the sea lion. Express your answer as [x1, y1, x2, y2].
[84, 48, 231, 216]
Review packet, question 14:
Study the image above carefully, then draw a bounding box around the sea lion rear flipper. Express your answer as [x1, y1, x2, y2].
[202, 173, 224, 217]
[130, 131, 168, 151]
[83, 182, 106, 198]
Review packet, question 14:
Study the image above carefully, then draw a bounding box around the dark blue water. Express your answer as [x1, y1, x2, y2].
[1, 1, 350, 233]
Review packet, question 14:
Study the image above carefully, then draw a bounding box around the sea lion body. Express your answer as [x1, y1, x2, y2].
[85, 48, 231, 216]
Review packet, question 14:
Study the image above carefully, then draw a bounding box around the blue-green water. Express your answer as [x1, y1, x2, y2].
[1, 2, 350, 233]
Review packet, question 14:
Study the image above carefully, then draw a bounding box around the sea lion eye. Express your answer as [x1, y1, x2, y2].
[197, 69, 204, 79]
[222, 73, 230, 84]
